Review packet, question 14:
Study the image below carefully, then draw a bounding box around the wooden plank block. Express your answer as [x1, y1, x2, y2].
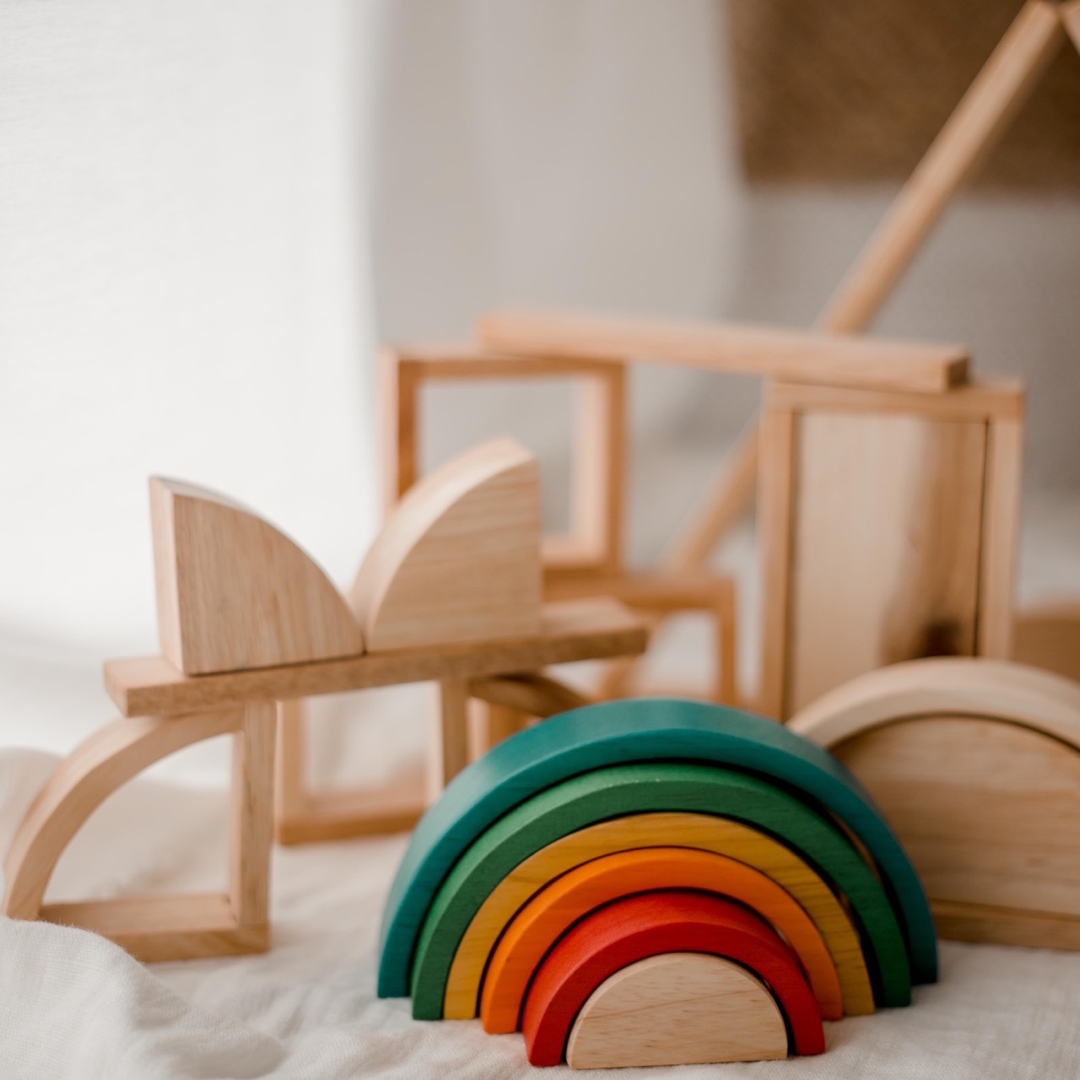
[150, 478, 364, 675]
[820, 0, 1066, 333]
[571, 367, 627, 576]
[521, 891, 823, 1066]
[978, 417, 1024, 657]
[428, 679, 471, 799]
[351, 438, 543, 652]
[930, 899, 1080, 952]
[479, 847, 843, 1029]
[39, 894, 267, 963]
[466, 673, 590, 721]
[758, 380, 1024, 719]
[392, 342, 623, 380]
[413, 761, 905, 1020]
[465, 811, 872, 1021]
[276, 784, 426, 846]
[104, 599, 647, 717]
[376, 697, 936, 1000]
[229, 703, 275, 930]
[566, 951, 788, 1069]
[477, 309, 969, 392]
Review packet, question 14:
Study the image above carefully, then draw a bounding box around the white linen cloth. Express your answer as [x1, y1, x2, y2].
[1, 747, 1079, 1079]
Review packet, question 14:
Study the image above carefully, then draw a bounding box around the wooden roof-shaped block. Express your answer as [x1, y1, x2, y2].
[350, 438, 543, 652]
[150, 479, 364, 675]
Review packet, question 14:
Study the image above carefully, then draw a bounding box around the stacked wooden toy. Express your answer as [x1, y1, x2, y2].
[378, 697, 936, 1069]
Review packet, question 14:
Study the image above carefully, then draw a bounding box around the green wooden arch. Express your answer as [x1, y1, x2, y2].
[377, 698, 936, 998]
[408, 762, 911, 1017]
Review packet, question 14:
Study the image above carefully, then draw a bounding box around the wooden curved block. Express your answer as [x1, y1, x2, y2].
[522, 890, 825, 1065]
[480, 847, 843, 1029]
[350, 438, 542, 652]
[414, 762, 906, 1020]
[151, 478, 363, 675]
[791, 657, 1080, 950]
[2, 707, 275, 961]
[377, 698, 935, 1000]
[439, 812, 873, 1020]
[565, 952, 789, 1069]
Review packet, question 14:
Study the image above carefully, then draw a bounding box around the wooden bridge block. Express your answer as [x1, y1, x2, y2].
[566, 952, 788, 1069]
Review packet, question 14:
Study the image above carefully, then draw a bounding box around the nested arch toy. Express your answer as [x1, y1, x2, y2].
[378, 697, 935, 1068]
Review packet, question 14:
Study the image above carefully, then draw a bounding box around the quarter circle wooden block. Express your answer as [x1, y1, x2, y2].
[791, 657, 1080, 950]
[521, 890, 825, 1066]
[377, 697, 935, 1001]
[350, 437, 543, 652]
[565, 952, 789, 1070]
[409, 762, 908, 1020]
[150, 478, 364, 675]
[479, 846, 844, 1029]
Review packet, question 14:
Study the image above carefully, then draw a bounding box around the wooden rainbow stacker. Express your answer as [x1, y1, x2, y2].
[379, 697, 936, 1069]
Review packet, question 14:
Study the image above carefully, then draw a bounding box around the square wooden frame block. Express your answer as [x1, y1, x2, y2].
[759, 380, 1024, 721]
[382, 344, 627, 579]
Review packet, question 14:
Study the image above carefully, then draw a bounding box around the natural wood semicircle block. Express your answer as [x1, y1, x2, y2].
[150, 478, 364, 675]
[350, 437, 543, 652]
[565, 952, 789, 1070]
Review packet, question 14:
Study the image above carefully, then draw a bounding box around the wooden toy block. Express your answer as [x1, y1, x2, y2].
[758, 380, 1024, 719]
[414, 762, 906, 1022]
[351, 438, 543, 652]
[565, 952, 788, 1070]
[465, 673, 591, 758]
[383, 344, 627, 578]
[650, 0, 1065, 569]
[2, 704, 275, 961]
[150, 478, 364, 675]
[378, 698, 937, 1002]
[520, 890, 824, 1066]
[1013, 600, 1080, 684]
[791, 657, 1080, 951]
[479, 847, 843, 1028]
[477, 309, 969, 393]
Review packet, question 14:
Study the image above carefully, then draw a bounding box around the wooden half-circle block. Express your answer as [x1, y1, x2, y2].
[565, 952, 789, 1070]
[150, 478, 364, 675]
[377, 698, 935, 1000]
[791, 658, 1080, 949]
[414, 762, 905, 1021]
[480, 846, 843, 1029]
[350, 438, 542, 652]
[522, 890, 825, 1065]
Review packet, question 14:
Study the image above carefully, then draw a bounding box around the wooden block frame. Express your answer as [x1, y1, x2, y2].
[2, 704, 275, 961]
[759, 380, 1024, 720]
[383, 344, 627, 579]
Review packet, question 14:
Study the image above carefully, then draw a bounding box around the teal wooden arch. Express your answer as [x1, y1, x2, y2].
[377, 698, 936, 998]
[407, 762, 910, 1018]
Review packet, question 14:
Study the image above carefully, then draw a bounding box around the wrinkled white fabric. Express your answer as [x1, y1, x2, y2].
[1, 749, 1080, 1079]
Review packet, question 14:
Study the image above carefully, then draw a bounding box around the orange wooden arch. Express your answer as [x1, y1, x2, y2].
[480, 846, 843, 1030]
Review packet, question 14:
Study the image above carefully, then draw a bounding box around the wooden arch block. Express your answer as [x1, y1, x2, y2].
[566, 952, 788, 1070]
[151, 478, 364, 675]
[350, 438, 542, 652]
[790, 657, 1080, 950]
[521, 890, 824, 1066]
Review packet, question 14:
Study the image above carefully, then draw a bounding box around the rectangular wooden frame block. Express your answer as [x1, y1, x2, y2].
[383, 344, 627, 578]
[759, 380, 1024, 721]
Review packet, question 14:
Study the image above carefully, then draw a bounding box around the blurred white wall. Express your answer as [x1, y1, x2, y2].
[0, 1, 383, 756]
